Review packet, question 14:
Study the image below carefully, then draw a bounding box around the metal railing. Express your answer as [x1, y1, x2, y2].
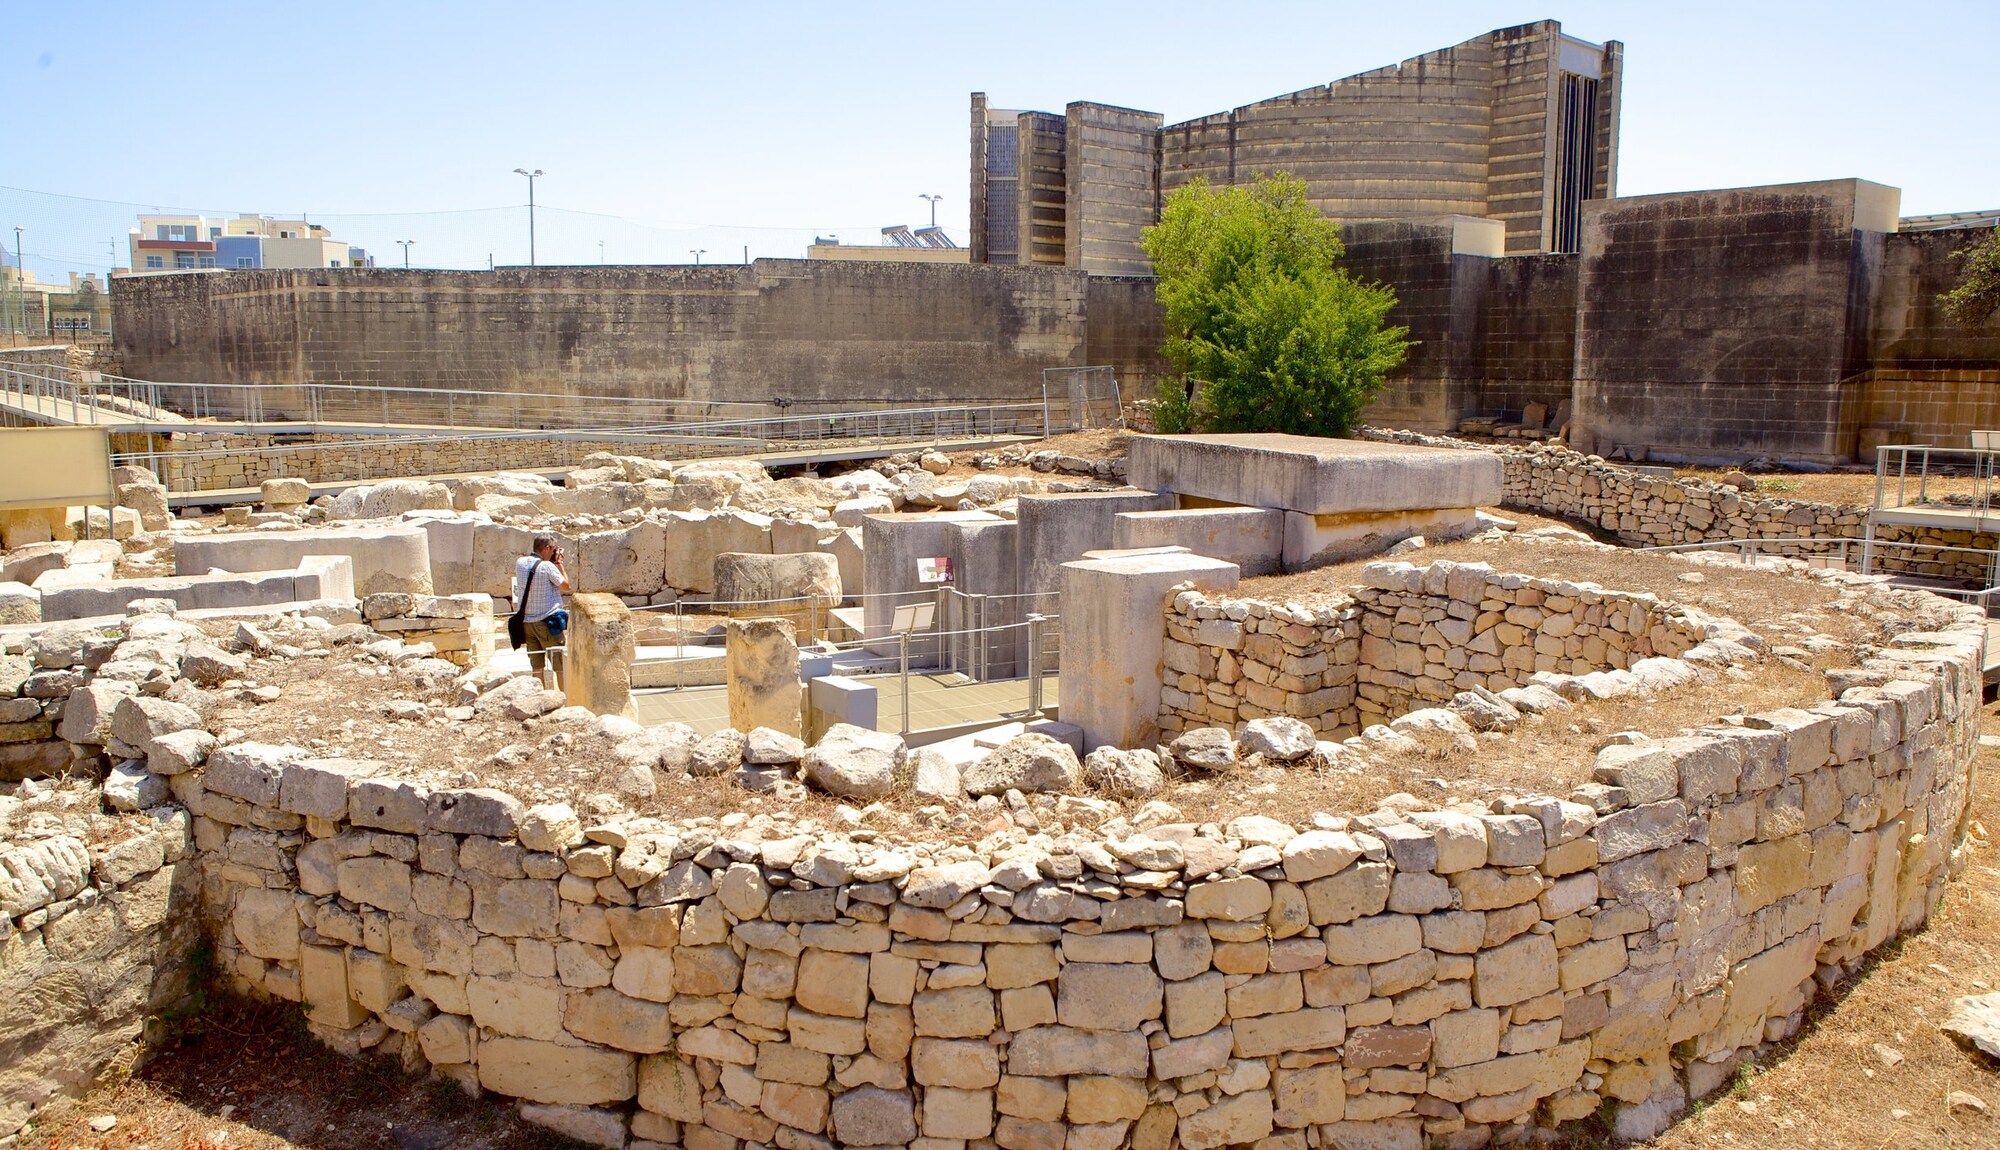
[625, 588, 1060, 735]
[0, 359, 1120, 442]
[1872, 443, 2000, 522]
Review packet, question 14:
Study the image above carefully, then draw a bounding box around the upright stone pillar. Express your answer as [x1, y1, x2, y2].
[564, 593, 637, 719]
[727, 618, 802, 737]
[1059, 552, 1240, 752]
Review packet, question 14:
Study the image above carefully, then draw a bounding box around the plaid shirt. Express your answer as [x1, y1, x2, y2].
[513, 556, 564, 623]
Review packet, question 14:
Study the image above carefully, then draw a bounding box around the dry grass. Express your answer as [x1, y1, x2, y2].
[1675, 466, 1995, 510]
[1240, 532, 1888, 654]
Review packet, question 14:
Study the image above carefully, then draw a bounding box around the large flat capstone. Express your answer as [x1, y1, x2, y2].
[1127, 434, 1502, 516]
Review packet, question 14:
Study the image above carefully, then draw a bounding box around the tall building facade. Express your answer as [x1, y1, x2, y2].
[971, 19, 1621, 272]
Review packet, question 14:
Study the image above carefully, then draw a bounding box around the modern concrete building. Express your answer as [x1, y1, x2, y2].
[128, 213, 371, 273]
[971, 19, 1621, 272]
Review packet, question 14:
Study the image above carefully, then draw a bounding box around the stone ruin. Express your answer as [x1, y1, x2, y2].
[0, 510, 1984, 1149]
[0, 428, 1991, 1149]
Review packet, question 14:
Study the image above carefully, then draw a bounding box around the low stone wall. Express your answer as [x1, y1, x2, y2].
[168, 603, 1981, 1148]
[1160, 561, 1718, 737]
[152, 431, 708, 494]
[1363, 430, 1999, 585]
[0, 560, 1986, 1149]
[360, 592, 497, 669]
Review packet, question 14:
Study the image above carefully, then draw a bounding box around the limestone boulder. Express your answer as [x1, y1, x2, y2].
[261, 478, 312, 509]
[1081, 746, 1165, 797]
[451, 472, 557, 512]
[110, 695, 203, 755]
[117, 483, 172, 532]
[1450, 688, 1522, 732]
[833, 495, 895, 528]
[0, 582, 37, 626]
[1237, 717, 1315, 761]
[688, 729, 748, 778]
[801, 724, 904, 800]
[1943, 992, 2000, 1062]
[180, 641, 248, 686]
[961, 734, 1081, 796]
[1388, 708, 1478, 754]
[338, 479, 452, 520]
[1170, 727, 1238, 772]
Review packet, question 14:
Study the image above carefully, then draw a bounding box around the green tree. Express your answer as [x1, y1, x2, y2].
[1141, 174, 1410, 437]
[1939, 225, 2000, 327]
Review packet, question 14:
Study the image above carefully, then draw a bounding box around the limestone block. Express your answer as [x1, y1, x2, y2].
[262, 477, 312, 509]
[713, 551, 841, 614]
[801, 723, 903, 801]
[831, 1087, 917, 1146]
[1472, 932, 1559, 1008]
[147, 731, 217, 779]
[565, 986, 675, 1053]
[1007, 1027, 1150, 1078]
[1177, 1087, 1274, 1150]
[232, 887, 302, 960]
[961, 734, 1081, 796]
[579, 520, 666, 596]
[663, 510, 773, 593]
[565, 593, 638, 719]
[1112, 507, 1285, 576]
[1059, 551, 1240, 752]
[518, 1104, 628, 1150]
[725, 617, 801, 738]
[1057, 963, 1163, 1031]
[300, 944, 370, 1029]
[0, 582, 38, 625]
[478, 1036, 637, 1106]
[278, 756, 381, 820]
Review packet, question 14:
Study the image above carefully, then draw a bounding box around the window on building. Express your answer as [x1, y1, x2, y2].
[155, 225, 168, 240]
[236, 257, 254, 268]
[175, 253, 195, 269]
[199, 256, 216, 268]
[329, 260, 340, 268]
[146, 255, 164, 269]
[209, 227, 221, 239]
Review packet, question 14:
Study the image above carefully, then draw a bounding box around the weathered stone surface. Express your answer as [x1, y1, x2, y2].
[801, 724, 903, 801]
[961, 734, 1081, 796]
[830, 1087, 917, 1146]
[1473, 933, 1559, 1008]
[1943, 992, 2000, 1062]
[477, 1037, 636, 1106]
[1057, 963, 1164, 1031]
[564, 987, 674, 1052]
[427, 787, 525, 837]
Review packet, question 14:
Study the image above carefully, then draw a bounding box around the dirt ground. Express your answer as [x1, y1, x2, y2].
[14, 999, 589, 1150]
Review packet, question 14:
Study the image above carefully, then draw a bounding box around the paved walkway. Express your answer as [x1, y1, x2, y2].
[633, 671, 1056, 737]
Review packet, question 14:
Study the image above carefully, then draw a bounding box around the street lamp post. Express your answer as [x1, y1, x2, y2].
[12, 227, 24, 338]
[690, 249, 705, 266]
[396, 239, 415, 268]
[513, 168, 543, 266]
[598, 240, 605, 265]
[919, 194, 942, 228]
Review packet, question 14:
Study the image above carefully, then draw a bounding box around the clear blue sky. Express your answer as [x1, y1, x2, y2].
[6, 1, 1995, 278]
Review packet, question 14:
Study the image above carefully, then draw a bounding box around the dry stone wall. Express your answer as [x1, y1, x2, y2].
[172, 605, 1981, 1148]
[1363, 430, 1999, 586]
[0, 561, 1986, 1149]
[1160, 562, 1719, 737]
